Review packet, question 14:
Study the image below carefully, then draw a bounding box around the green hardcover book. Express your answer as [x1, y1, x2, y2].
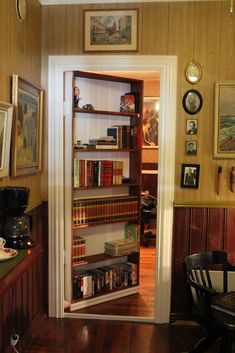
[124, 223, 140, 251]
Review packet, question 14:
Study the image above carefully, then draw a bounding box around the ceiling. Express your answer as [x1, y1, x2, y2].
[39, 0, 209, 5]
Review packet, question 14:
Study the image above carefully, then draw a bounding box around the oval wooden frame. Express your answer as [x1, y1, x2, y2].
[182, 89, 203, 115]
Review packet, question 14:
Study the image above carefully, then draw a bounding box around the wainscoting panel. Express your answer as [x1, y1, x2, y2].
[171, 206, 235, 321]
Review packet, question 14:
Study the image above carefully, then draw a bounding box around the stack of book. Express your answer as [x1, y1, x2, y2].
[104, 239, 137, 256]
[72, 235, 86, 266]
[73, 196, 138, 226]
[89, 136, 118, 149]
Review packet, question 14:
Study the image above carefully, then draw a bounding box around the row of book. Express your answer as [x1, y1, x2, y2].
[73, 196, 138, 226]
[72, 261, 138, 300]
[73, 159, 123, 188]
[72, 235, 86, 266]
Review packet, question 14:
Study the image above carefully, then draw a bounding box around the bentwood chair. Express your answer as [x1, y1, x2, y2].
[184, 250, 235, 353]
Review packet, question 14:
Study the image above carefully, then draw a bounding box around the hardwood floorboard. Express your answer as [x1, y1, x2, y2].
[23, 317, 221, 353]
[71, 244, 156, 317]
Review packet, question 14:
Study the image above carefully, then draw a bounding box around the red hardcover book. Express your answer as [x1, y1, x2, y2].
[120, 94, 135, 113]
[80, 160, 86, 187]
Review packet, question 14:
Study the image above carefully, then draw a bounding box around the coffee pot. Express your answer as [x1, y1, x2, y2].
[1, 186, 35, 249]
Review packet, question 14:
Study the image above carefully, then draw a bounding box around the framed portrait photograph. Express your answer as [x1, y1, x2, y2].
[142, 97, 159, 148]
[84, 9, 138, 52]
[11, 74, 43, 177]
[214, 82, 235, 158]
[186, 119, 198, 135]
[181, 164, 200, 189]
[185, 140, 197, 156]
[182, 89, 203, 115]
[0, 102, 13, 178]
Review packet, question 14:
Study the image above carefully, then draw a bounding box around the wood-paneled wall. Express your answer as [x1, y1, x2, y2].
[0, 202, 48, 353]
[0, 0, 42, 208]
[41, 1, 235, 204]
[171, 206, 235, 320]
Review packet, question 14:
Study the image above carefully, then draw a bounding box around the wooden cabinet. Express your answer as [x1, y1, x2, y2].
[64, 71, 143, 311]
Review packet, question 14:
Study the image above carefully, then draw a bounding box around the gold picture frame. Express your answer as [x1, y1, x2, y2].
[84, 9, 138, 52]
[214, 81, 235, 158]
[142, 97, 159, 149]
[185, 61, 202, 84]
[11, 74, 43, 176]
[0, 102, 13, 178]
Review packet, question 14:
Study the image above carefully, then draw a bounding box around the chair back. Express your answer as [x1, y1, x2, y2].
[184, 251, 229, 325]
[184, 250, 228, 296]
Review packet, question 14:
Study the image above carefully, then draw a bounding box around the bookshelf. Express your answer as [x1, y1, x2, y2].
[64, 70, 143, 311]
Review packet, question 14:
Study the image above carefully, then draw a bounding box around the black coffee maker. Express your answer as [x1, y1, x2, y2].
[2, 186, 35, 249]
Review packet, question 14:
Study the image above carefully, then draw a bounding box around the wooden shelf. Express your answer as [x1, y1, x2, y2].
[74, 147, 141, 152]
[64, 69, 143, 310]
[72, 252, 138, 269]
[73, 253, 129, 272]
[73, 217, 139, 229]
[73, 182, 140, 190]
[74, 108, 140, 118]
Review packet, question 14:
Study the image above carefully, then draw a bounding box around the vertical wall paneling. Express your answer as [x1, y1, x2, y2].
[171, 206, 235, 320]
[171, 207, 190, 318]
[0, 0, 42, 208]
[189, 208, 207, 254]
[207, 208, 225, 250]
[224, 208, 235, 263]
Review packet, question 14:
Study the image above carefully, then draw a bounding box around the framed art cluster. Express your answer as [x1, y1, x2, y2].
[181, 61, 203, 188]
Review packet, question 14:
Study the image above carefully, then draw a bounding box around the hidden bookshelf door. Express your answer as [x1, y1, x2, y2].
[64, 70, 143, 311]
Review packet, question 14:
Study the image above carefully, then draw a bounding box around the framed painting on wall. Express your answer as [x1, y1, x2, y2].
[0, 102, 13, 178]
[214, 82, 235, 158]
[11, 74, 43, 177]
[142, 97, 159, 149]
[84, 9, 138, 52]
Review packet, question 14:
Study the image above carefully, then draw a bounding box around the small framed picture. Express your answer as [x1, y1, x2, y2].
[181, 163, 200, 189]
[186, 119, 198, 135]
[185, 141, 197, 156]
[11, 74, 43, 177]
[182, 89, 203, 115]
[84, 9, 138, 52]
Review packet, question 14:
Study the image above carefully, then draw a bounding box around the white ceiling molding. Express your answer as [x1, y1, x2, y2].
[39, 0, 215, 5]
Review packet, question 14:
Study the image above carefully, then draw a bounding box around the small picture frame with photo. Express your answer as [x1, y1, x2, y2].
[186, 119, 198, 135]
[181, 163, 200, 189]
[185, 140, 197, 156]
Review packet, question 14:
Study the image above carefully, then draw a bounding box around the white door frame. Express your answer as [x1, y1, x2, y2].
[48, 55, 177, 323]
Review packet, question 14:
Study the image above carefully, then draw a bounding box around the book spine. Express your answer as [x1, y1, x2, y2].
[73, 158, 80, 188]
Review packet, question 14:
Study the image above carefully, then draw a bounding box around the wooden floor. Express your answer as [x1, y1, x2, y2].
[23, 317, 221, 353]
[70, 244, 156, 317]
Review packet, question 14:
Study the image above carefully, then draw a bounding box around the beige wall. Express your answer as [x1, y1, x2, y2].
[0, 0, 42, 208]
[40, 1, 234, 204]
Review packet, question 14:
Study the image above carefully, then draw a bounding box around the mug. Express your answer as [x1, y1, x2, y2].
[0, 237, 6, 251]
